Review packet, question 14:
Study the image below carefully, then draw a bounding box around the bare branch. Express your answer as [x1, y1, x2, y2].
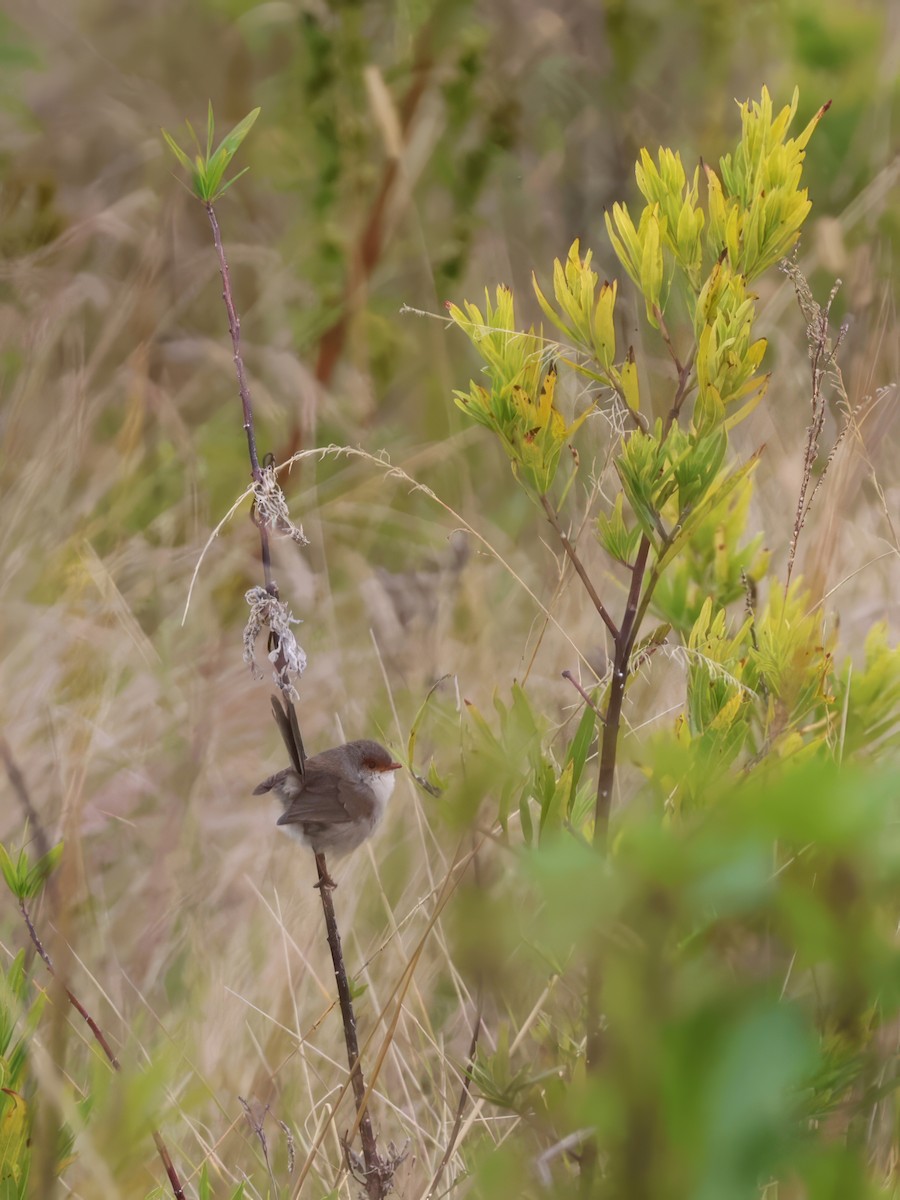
[540, 494, 619, 640]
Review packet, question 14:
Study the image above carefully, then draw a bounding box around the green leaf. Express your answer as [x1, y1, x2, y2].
[214, 107, 261, 162]
[22, 843, 62, 899]
[519, 792, 534, 846]
[207, 167, 250, 200]
[836, 623, 900, 758]
[160, 128, 194, 177]
[656, 451, 761, 575]
[597, 493, 643, 565]
[0, 844, 19, 896]
[566, 700, 597, 797]
[639, 205, 664, 325]
[539, 761, 573, 841]
[696, 1002, 816, 1200]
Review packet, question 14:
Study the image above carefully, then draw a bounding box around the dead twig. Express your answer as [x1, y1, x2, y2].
[18, 898, 185, 1198]
[780, 255, 853, 587]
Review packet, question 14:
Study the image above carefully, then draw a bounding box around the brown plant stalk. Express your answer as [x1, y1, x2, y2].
[20, 898, 186, 1199]
[540, 349, 691, 1195]
[206, 201, 393, 1197]
[3, 739, 186, 1198]
[315, 853, 394, 1199]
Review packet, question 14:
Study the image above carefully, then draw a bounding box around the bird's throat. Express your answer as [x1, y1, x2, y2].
[364, 767, 398, 814]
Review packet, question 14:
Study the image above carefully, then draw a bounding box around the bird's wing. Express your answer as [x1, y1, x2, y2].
[276, 768, 357, 827]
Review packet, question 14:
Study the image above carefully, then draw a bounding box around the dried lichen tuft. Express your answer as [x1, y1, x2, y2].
[252, 465, 309, 546]
[243, 586, 307, 701]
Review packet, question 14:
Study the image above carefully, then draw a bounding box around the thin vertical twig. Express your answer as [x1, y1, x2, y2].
[314, 854, 392, 1199]
[562, 670, 607, 724]
[594, 535, 651, 849]
[204, 200, 276, 596]
[4, 686, 183, 1194]
[18, 898, 185, 1199]
[540, 494, 619, 640]
[425, 1002, 483, 1199]
[780, 260, 851, 588]
[204, 203, 263, 481]
[209, 199, 391, 1189]
[426, 840, 487, 1199]
[1, 736, 51, 863]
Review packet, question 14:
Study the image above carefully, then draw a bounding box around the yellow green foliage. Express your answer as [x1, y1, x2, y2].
[447, 287, 593, 493]
[650, 471, 769, 635]
[836, 623, 900, 759]
[693, 261, 769, 431]
[705, 86, 830, 279]
[531, 239, 618, 378]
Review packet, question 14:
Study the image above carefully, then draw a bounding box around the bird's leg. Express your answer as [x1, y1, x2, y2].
[314, 852, 337, 890]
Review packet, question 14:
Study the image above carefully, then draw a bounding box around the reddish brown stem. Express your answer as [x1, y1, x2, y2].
[540, 494, 619, 640]
[205, 202, 262, 480]
[1, 738, 51, 863]
[204, 201, 276, 595]
[562, 671, 606, 724]
[314, 853, 392, 1199]
[594, 535, 651, 848]
[204, 201, 304, 700]
[19, 899, 185, 1198]
[665, 350, 696, 430]
[591, 336, 694, 845]
[653, 305, 685, 376]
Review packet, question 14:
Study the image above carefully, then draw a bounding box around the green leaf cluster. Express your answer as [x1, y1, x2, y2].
[601, 86, 827, 335]
[615, 420, 723, 546]
[650, 471, 769, 635]
[836, 623, 900, 759]
[162, 103, 260, 203]
[447, 287, 592, 493]
[531, 239, 618, 378]
[641, 585, 900, 826]
[462, 761, 900, 1198]
[596, 493, 643, 566]
[671, 585, 834, 785]
[683, 597, 756, 764]
[0, 842, 62, 902]
[605, 146, 704, 320]
[611, 422, 765, 620]
[693, 261, 769, 432]
[449, 86, 827, 609]
[647, 579, 900, 819]
[706, 87, 830, 280]
[463, 684, 596, 845]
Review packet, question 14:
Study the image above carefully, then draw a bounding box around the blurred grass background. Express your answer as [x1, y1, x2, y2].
[0, 0, 898, 1196]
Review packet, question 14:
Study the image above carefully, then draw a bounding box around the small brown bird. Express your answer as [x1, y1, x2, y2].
[254, 739, 402, 881]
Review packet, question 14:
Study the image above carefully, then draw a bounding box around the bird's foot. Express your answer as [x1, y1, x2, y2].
[313, 853, 338, 891]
